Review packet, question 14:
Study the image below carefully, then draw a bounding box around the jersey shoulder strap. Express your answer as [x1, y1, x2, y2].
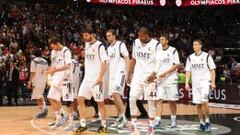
[155, 41, 160, 52]
[98, 43, 104, 61]
[187, 56, 191, 62]
[119, 41, 124, 58]
[206, 54, 210, 69]
[63, 47, 70, 64]
[173, 48, 177, 54]
[133, 40, 136, 48]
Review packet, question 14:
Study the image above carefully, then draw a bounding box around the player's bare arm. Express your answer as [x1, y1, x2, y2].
[28, 72, 35, 89]
[95, 61, 107, 85]
[159, 64, 179, 78]
[210, 69, 216, 90]
[185, 71, 191, 90]
[145, 72, 157, 84]
[126, 58, 136, 85]
[124, 56, 130, 82]
[46, 64, 70, 74]
[146, 58, 160, 83]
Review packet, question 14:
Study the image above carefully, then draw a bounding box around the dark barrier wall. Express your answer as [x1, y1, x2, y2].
[178, 84, 240, 104]
[123, 84, 240, 104]
[87, 0, 240, 7]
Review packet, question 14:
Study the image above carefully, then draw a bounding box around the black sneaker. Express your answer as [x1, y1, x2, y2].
[96, 126, 108, 134]
[36, 108, 48, 119]
[72, 126, 88, 134]
[204, 123, 211, 132]
[110, 116, 121, 127]
[48, 121, 56, 126]
[117, 117, 128, 128]
[199, 123, 205, 131]
[73, 112, 79, 121]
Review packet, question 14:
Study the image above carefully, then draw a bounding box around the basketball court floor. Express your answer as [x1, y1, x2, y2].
[1, 103, 240, 135]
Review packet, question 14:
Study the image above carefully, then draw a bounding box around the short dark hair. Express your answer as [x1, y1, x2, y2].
[160, 34, 169, 41]
[193, 39, 203, 45]
[34, 48, 42, 57]
[48, 35, 61, 45]
[82, 28, 94, 34]
[138, 27, 150, 34]
[106, 29, 116, 36]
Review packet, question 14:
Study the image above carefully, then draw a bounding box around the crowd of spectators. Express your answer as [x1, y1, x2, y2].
[0, 1, 239, 105]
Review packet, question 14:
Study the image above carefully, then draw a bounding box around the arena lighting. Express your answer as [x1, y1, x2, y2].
[86, 0, 91, 2]
[176, 0, 182, 7]
[159, 0, 166, 6]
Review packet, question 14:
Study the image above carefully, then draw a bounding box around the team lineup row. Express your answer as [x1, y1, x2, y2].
[28, 27, 216, 135]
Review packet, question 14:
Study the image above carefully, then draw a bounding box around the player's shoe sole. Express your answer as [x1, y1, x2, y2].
[95, 126, 108, 134]
[72, 126, 88, 135]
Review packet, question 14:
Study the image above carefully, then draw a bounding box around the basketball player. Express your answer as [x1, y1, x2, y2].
[71, 59, 82, 121]
[106, 29, 129, 128]
[185, 39, 216, 132]
[28, 48, 48, 118]
[64, 58, 81, 131]
[47, 48, 69, 127]
[126, 27, 161, 135]
[147, 35, 180, 128]
[72, 28, 108, 134]
[46, 36, 72, 129]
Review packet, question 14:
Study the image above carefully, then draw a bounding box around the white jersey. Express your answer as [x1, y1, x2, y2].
[70, 59, 81, 84]
[52, 46, 72, 82]
[50, 50, 58, 68]
[107, 41, 129, 80]
[155, 46, 180, 84]
[84, 40, 108, 81]
[30, 57, 48, 87]
[185, 51, 216, 85]
[132, 38, 161, 83]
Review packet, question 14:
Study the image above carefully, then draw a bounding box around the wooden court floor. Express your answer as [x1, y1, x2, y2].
[0, 104, 240, 135]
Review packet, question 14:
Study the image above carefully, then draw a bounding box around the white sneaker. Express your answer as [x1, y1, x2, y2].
[117, 117, 128, 128]
[64, 124, 75, 131]
[48, 121, 56, 126]
[50, 119, 64, 129]
[111, 121, 119, 127]
[170, 121, 177, 128]
[61, 113, 68, 124]
[153, 120, 161, 129]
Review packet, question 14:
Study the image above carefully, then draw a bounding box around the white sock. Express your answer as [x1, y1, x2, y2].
[131, 118, 137, 128]
[119, 113, 126, 119]
[74, 111, 78, 116]
[68, 113, 74, 126]
[98, 112, 101, 119]
[38, 105, 43, 111]
[149, 119, 155, 127]
[42, 100, 46, 108]
[80, 119, 86, 127]
[55, 110, 61, 121]
[155, 116, 161, 122]
[205, 118, 210, 123]
[200, 119, 205, 125]
[171, 115, 176, 122]
[101, 120, 107, 128]
[41, 105, 47, 112]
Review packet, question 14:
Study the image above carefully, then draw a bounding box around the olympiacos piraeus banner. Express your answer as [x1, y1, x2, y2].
[86, 0, 240, 7]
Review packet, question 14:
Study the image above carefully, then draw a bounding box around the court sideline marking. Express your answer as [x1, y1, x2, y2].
[30, 118, 55, 135]
[30, 118, 100, 135]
